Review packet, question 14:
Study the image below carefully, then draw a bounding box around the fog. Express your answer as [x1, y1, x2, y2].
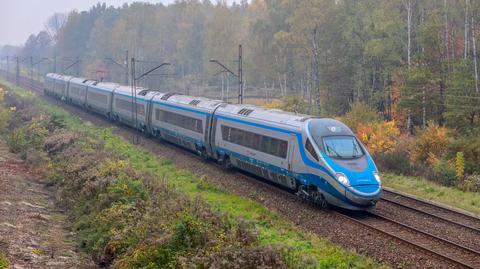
[0, 0, 182, 46]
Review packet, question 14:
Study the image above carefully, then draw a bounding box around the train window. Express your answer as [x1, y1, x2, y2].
[221, 125, 288, 158]
[252, 133, 261, 149]
[115, 98, 145, 116]
[88, 91, 108, 104]
[70, 85, 84, 96]
[305, 138, 319, 161]
[155, 109, 203, 133]
[322, 136, 364, 159]
[278, 140, 288, 158]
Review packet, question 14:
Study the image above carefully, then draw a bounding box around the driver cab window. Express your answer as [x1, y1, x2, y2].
[305, 138, 319, 161]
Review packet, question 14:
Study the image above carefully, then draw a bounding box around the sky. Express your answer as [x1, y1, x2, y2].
[0, 0, 182, 47]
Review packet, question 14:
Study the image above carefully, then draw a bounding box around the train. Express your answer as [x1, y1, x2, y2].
[44, 73, 382, 210]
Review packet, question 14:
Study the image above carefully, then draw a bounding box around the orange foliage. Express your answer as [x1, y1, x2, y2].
[410, 122, 451, 164]
[356, 121, 400, 156]
[261, 100, 282, 109]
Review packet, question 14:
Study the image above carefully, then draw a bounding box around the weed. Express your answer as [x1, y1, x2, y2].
[0, 252, 8, 269]
[382, 173, 480, 215]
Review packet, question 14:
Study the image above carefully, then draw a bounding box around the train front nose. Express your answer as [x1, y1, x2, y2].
[345, 184, 382, 207]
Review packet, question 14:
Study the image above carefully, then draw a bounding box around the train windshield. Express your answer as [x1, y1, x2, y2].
[321, 136, 364, 159]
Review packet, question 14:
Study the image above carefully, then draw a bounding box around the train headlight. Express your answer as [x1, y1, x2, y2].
[335, 172, 349, 186]
[373, 172, 381, 185]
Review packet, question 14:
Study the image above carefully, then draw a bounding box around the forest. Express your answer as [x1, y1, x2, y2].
[1, 0, 480, 190]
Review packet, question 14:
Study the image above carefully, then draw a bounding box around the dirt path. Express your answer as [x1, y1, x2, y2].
[0, 139, 95, 269]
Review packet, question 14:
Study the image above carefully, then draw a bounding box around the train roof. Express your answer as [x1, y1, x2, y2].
[43, 74, 321, 129]
[215, 103, 314, 129]
[114, 85, 147, 95]
[69, 77, 97, 85]
[151, 93, 225, 110]
[47, 73, 75, 82]
[90, 81, 120, 91]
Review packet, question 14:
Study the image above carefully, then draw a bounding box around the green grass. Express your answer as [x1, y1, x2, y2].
[0, 251, 9, 269]
[1, 78, 385, 268]
[382, 173, 480, 215]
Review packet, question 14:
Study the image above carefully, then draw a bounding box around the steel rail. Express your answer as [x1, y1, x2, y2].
[380, 196, 480, 234]
[383, 189, 480, 223]
[336, 211, 478, 269]
[369, 211, 480, 256]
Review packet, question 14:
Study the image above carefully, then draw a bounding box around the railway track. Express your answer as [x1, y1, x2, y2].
[382, 188, 480, 232]
[3, 72, 480, 268]
[336, 210, 480, 269]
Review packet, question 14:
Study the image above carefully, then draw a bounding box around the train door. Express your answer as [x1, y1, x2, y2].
[286, 134, 299, 190]
[146, 93, 160, 133]
[206, 105, 223, 159]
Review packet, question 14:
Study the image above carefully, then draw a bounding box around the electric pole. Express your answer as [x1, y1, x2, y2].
[238, 44, 243, 104]
[16, 57, 19, 86]
[210, 44, 244, 104]
[6, 56, 9, 79]
[131, 57, 137, 144]
[30, 56, 34, 85]
[125, 50, 129, 85]
[76, 56, 80, 77]
[130, 57, 171, 144]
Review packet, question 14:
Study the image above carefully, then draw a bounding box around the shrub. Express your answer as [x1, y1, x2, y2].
[341, 102, 382, 131]
[431, 158, 457, 187]
[0, 252, 9, 269]
[375, 135, 413, 174]
[263, 96, 310, 114]
[7, 114, 51, 159]
[356, 121, 400, 156]
[448, 135, 480, 175]
[410, 122, 451, 164]
[455, 152, 465, 181]
[262, 100, 282, 109]
[0, 88, 12, 131]
[107, 177, 148, 205]
[458, 174, 480, 192]
[375, 149, 412, 175]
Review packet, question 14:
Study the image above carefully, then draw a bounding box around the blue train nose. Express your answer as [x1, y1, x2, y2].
[346, 184, 382, 207]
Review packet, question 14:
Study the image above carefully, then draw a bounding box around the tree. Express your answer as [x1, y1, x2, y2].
[444, 61, 480, 130]
[45, 13, 67, 43]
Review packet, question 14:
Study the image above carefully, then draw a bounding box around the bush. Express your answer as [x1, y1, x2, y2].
[448, 135, 480, 175]
[455, 152, 465, 181]
[458, 174, 480, 192]
[263, 96, 310, 114]
[0, 252, 8, 269]
[0, 88, 12, 132]
[431, 158, 457, 187]
[356, 121, 400, 156]
[375, 135, 413, 174]
[7, 114, 51, 159]
[341, 103, 382, 130]
[376, 148, 412, 175]
[410, 122, 451, 164]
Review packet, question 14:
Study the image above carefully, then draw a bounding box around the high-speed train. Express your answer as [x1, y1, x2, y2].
[44, 73, 382, 210]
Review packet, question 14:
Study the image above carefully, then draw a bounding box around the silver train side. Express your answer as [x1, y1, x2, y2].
[44, 73, 382, 210]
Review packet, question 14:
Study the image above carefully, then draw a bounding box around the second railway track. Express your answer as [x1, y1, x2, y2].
[336, 210, 480, 269]
[382, 188, 480, 230]
[3, 72, 480, 269]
